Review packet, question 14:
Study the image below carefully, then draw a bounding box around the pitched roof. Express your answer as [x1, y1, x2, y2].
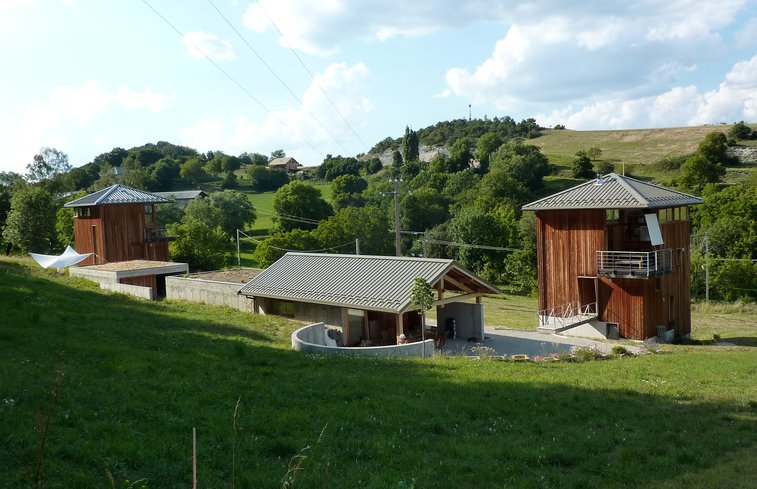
[267, 157, 299, 167]
[238, 252, 499, 314]
[64, 184, 172, 207]
[522, 173, 703, 211]
[153, 190, 207, 200]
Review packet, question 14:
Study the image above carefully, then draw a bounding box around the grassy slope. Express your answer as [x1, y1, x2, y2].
[532, 126, 730, 166]
[1, 257, 755, 488]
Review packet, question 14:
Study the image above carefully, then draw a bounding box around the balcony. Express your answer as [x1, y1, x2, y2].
[145, 227, 174, 243]
[597, 249, 673, 278]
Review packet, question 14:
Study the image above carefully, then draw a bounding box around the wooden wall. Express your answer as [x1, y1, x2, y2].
[72, 206, 104, 266]
[536, 209, 693, 340]
[121, 274, 157, 290]
[536, 210, 606, 311]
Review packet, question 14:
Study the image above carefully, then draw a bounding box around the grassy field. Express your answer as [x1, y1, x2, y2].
[1, 257, 755, 488]
[532, 126, 734, 166]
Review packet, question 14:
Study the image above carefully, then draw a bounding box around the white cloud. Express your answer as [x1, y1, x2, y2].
[535, 56, 757, 129]
[179, 62, 372, 163]
[181, 31, 235, 61]
[0, 81, 174, 174]
[116, 85, 175, 112]
[736, 17, 757, 47]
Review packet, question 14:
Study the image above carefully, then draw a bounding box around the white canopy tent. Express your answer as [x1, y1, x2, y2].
[29, 245, 92, 270]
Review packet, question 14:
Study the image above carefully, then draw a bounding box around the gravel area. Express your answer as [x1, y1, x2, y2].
[83, 260, 177, 271]
[188, 268, 262, 283]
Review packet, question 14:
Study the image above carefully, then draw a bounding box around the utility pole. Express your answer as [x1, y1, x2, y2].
[236, 229, 241, 268]
[704, 234, 710, 302]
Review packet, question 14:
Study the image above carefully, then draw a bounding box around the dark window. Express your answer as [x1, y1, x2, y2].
[75, 207, 91, 218]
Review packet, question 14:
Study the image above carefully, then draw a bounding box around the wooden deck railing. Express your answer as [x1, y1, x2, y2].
[597, 249, 673, 278]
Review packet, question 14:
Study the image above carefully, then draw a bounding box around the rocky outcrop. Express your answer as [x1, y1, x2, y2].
[727, 146, 757, 164]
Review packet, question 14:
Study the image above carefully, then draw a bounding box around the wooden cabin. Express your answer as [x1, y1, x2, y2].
[64, 184, 174, 266]
[522, 174, 703, 341]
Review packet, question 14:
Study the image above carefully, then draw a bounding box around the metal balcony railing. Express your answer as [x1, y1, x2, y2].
[145, 227, 173, 242]
[597, 249, 673, 278]
[538, 301, 597, 331]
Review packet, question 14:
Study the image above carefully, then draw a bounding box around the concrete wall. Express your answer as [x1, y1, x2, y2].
[292, 323, 434, 357]
[437, 302, 484, 341]
[69, 267, 118, 284]
[100, 281, 154, 300]
[165, 276, 251, 312]
[561, 320, 608, 340]
[258, 298, 343, 327]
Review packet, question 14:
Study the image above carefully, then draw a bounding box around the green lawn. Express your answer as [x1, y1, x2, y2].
[1, 257, 755, 488]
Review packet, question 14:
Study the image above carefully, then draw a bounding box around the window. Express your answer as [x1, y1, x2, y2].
[144, 204, 154, 215]
[75, 207, 91, 218]
[680, 207, 688, 221]
[659, 209, 668, 223]
[673, 207, 680, 221]
[606, 209, 619, 223]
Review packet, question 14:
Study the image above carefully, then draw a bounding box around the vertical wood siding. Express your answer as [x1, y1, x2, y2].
[536, 210, 606, 312]
[536, 208, 693, 340]
[72, 204, 169, 264]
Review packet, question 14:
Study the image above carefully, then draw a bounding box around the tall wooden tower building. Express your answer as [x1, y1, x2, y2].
[523, 174, 703, 340]
[64, 184, 174, 266]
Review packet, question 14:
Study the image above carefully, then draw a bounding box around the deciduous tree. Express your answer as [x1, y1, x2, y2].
[2, 186, 56, 253]
[273, 181, 333, 232]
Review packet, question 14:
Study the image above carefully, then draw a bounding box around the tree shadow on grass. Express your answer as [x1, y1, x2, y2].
[1, 259, 755, 488]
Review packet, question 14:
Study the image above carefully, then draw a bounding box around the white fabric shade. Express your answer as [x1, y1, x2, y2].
[29, 245, 92, 269]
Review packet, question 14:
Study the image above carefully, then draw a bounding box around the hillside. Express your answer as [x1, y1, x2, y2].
[532, 125, 744, 166]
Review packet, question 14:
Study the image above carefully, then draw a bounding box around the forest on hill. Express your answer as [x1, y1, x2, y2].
[1, 119, 755, 300]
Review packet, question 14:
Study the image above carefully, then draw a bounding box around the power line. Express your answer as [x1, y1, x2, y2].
[140, 0, 324, 158]
[420, 238, 520, 252]
[237, 229, 354, 253]
[205, 0, 353, 156]
[255, 0, 371, 153]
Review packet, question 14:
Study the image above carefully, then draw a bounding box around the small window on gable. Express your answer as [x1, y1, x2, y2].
[145, 204, 154, 215]
[680, 207, 688, 221]
[659, 209, 668, 224]
[75, 207, 91, 218]
[673, 208, 680, 221]
[606, 209, 619, 223]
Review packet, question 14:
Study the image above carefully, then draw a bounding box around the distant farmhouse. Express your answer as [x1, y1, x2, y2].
[267, 157, 301, 173]
[153, 190, 207, 209]
[523, 173, 703, 341]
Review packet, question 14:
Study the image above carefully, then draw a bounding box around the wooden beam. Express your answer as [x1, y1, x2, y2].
[444, 275, 473, 293]
[431, 293, 483, 307]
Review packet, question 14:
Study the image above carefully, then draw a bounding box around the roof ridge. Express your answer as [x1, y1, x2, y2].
[284, 251, 453, 263]
[609, 173, 649, 207]
[94, 184, 121, 205]
[521, 178, 599, 210]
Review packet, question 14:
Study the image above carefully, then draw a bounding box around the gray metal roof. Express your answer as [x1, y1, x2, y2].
[522, 173, 703, 211]
[153, 190, 207, 200]
[238, 252, 499, 314]
[64, 184, 172, 207]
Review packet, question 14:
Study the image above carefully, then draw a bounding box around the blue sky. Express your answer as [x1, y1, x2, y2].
[1, 0, 756, 174]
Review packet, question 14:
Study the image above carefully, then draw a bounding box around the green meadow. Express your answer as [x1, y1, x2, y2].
[1, 257, 755, 488]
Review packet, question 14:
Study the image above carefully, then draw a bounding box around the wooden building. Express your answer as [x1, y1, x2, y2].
[238, 252, 499, 346]
[522, 174, 703, 340]
[267, 157, 301, 173]
[64, 184, 174, 266]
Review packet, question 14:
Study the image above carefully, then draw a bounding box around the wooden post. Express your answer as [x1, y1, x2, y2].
[342, 308, 350, 347]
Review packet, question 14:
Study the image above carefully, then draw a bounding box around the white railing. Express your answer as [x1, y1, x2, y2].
[538, 301, 597, 330]
[597, 249, 673, 278]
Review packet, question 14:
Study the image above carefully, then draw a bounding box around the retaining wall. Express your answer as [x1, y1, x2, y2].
[165, 276, 251, 311]
[100, 282, 154, 300]
[292, 322, 434, 358]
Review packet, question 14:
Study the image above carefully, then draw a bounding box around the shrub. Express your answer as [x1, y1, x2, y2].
[611, 345, 632, 356]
